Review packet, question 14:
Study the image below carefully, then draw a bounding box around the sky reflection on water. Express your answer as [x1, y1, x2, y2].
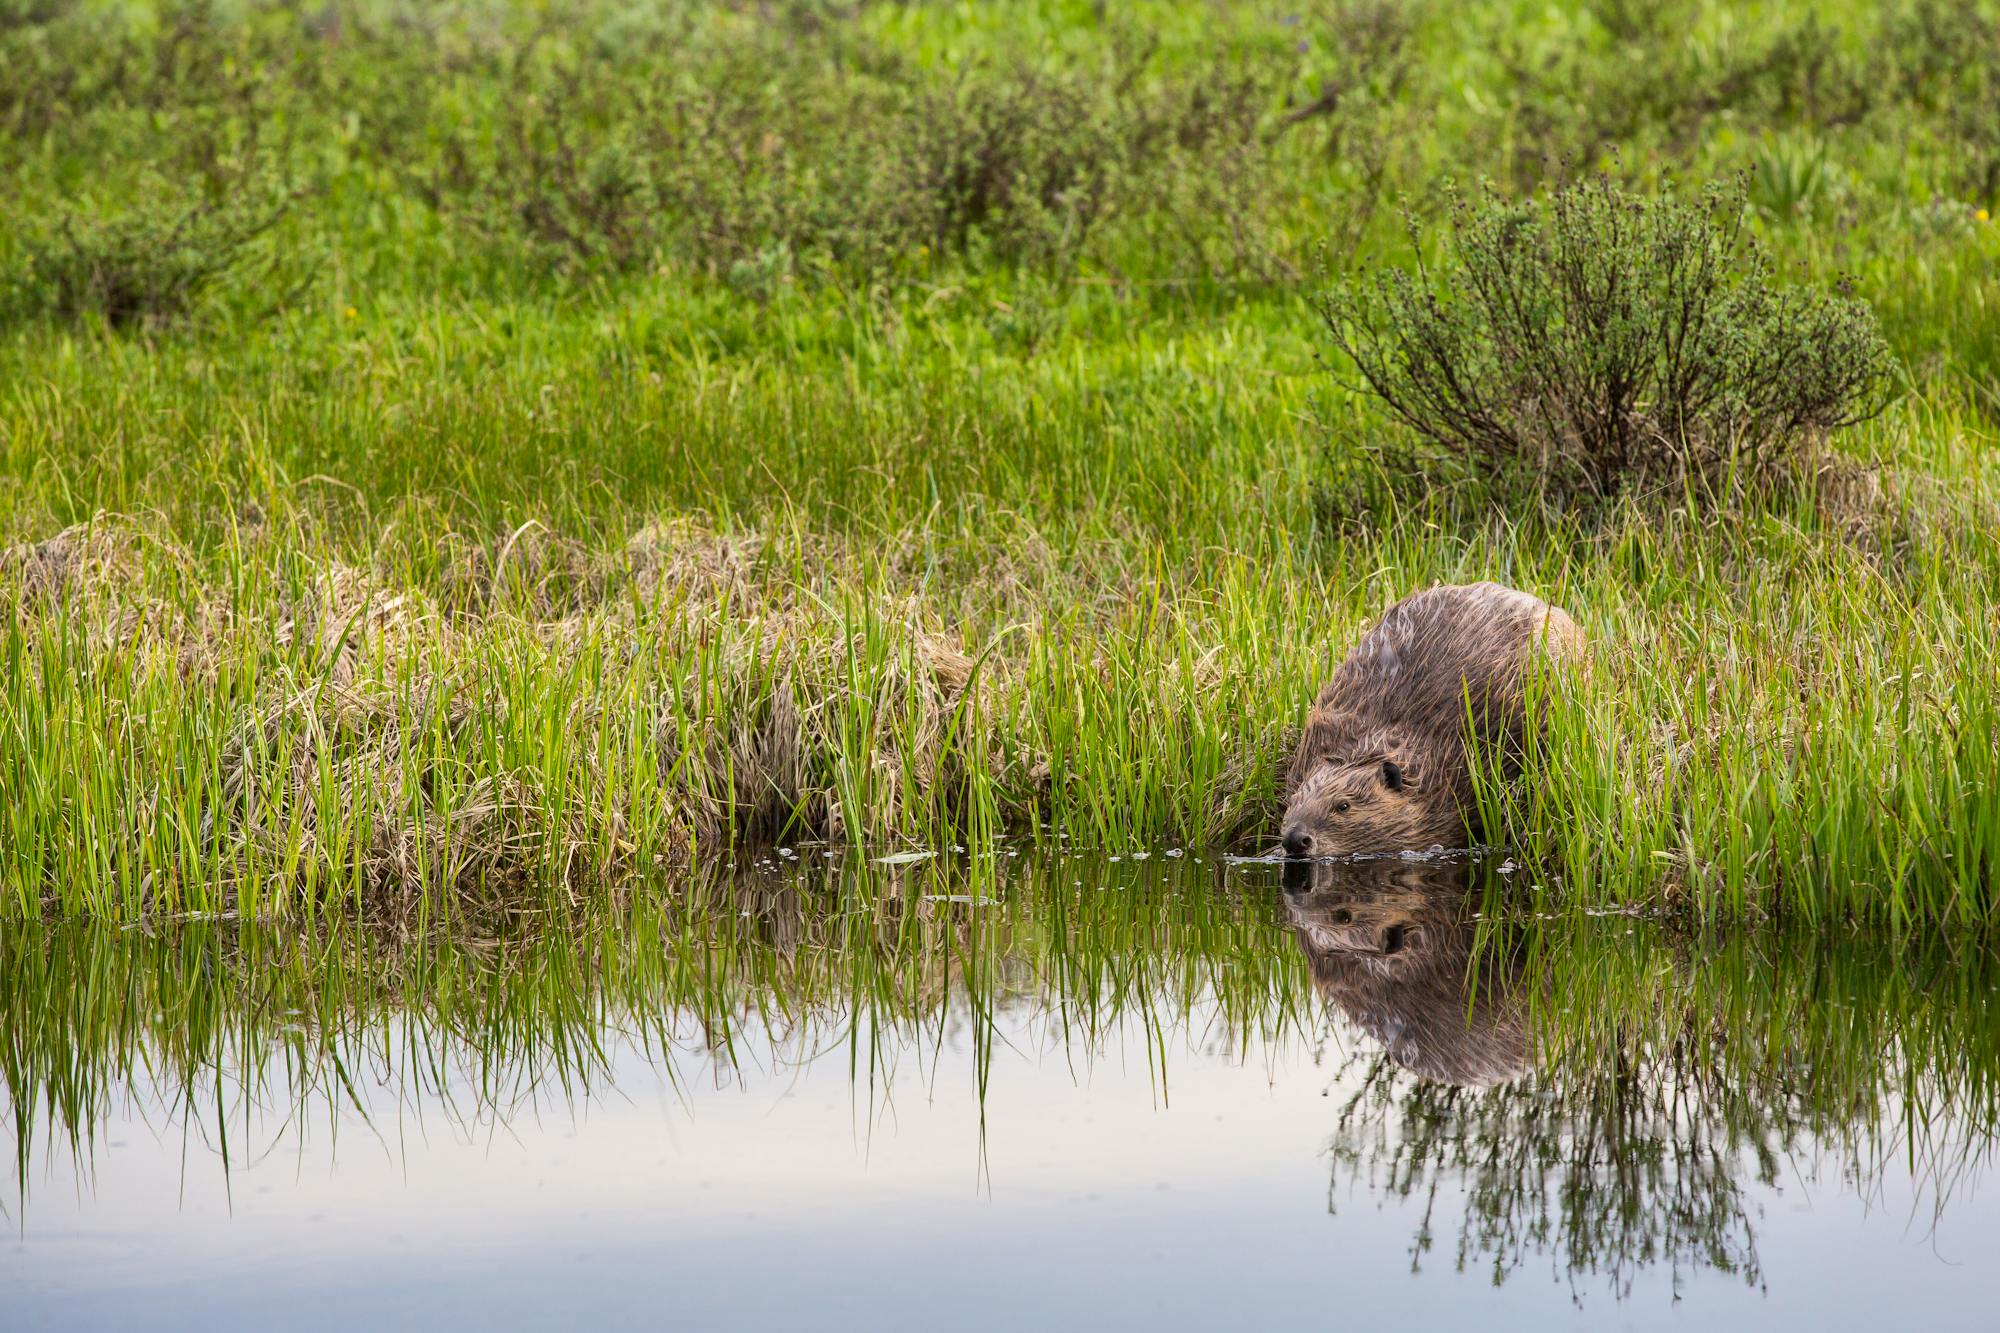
[5, 852, 1998, 1329]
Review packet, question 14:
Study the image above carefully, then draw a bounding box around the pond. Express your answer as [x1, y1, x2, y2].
[5, 850, 1998, 1329]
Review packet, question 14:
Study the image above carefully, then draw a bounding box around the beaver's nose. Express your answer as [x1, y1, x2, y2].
[1282, 828, 1314, 858]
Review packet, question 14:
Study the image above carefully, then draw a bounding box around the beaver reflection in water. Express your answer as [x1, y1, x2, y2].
[1283, 857, 1527, 1087]
[1281, 582, 1584, 858]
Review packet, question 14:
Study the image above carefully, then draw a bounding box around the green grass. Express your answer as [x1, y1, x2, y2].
[2, 0, 1998, 924]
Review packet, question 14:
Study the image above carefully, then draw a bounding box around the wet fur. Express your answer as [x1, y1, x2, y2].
[1282, 582, 1583, 856]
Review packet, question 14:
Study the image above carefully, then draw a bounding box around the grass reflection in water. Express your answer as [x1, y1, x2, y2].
[4, 851, 1995, 1299]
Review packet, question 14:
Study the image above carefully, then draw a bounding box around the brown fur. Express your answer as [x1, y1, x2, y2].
[1283, 858, 1527, 1087]
[1281, 582, 1583, 856]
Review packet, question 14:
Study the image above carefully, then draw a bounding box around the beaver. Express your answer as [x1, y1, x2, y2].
[1281, 582, 1583, 858]
[1283, 857, 1527, 1086]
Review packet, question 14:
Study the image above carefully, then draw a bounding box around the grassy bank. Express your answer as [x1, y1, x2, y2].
[2, 1, 1998, 924]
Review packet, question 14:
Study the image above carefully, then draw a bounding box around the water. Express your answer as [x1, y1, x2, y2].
[5, 852, 1998, 1329]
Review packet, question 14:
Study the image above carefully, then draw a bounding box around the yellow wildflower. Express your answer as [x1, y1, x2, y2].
[1978, 209, 1991, 223]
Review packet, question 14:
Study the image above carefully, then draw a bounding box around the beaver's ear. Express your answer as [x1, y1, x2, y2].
[1381, 759, 1406, 792]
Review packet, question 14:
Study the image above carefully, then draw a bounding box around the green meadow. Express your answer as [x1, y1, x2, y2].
[2, 0, 1998, 924]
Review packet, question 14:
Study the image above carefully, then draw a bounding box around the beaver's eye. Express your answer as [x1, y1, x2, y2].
[1333, 800, 1351, 814]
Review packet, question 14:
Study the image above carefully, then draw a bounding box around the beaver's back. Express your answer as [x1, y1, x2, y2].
[1317, 582, 1581, 747]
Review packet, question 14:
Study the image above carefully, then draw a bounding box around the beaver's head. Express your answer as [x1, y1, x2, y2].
[1280, 752, 1432, 858]
[1282, 858, 1529, 1087]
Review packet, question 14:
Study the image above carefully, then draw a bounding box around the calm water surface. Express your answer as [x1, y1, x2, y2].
[5, 852, 1998, 1329]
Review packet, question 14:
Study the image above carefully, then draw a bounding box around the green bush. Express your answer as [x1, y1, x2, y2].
[423, 6, 1421, 282]
[10, 1, 1991, 302]
[1879, 1, 2000, 204]
[441, 42, 1263, 278]
[5, 187, 285, 329]
[1317, 174, 1897, 508]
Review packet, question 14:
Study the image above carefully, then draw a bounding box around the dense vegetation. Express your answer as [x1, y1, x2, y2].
[1, 0, 1997, 924]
